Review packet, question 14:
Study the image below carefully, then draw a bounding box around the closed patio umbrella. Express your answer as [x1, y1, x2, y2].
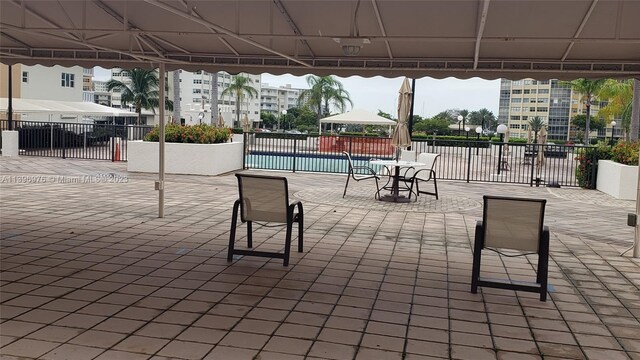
[242, 113, 251, 132]
[391, 78, 412, 158]
[536, 126, 547, 176]
[217, 111, 225, 128]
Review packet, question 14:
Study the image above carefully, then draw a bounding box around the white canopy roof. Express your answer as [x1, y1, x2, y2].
[320, 109, 396, 126]
[1, 1, 639, 80]
[0, 98, 138, 116]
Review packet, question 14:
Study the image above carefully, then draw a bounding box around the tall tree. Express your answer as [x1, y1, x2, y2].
[468, 108, 497, 131]
[210, 72, 219, 126]
[563, 78, 606, 144]
[632, 79, 640, 141]
[172, 71, 180, 123]
[528, 116, 546, 142]
[598, 79, 632, 140]
[220, 74, 258, 127]
[298, 76, 353, 129]
[107, 68, 173, 125]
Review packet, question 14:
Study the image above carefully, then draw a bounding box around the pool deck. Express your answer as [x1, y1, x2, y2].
[0, 156, 638, 360]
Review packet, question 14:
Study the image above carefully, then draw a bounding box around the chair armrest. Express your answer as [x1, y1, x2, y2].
[413, 168, 435, 180]
[288, 200, 303, 218]
[352, 166, 379, 177]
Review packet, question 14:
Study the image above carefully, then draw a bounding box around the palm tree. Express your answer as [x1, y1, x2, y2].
[598, 79, 633, 140]
[563, 78, 606, 144]
[528, 116, 545, 141]
[220, 74, 258, 128]
[298, 76, 353, 130]
[468, 108, 497, 131]
[107, 68, 173, 125]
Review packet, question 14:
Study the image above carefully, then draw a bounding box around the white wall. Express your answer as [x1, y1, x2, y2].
[21, 65, 83, 102]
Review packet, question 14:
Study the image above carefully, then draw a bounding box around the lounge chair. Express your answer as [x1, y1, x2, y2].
[343, 151, 381, 198]
[228, 173, 303, 266]
[471, 195, 550, 301]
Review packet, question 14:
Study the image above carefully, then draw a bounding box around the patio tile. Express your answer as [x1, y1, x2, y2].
[0, 338, 60, 358]
[219, 331, 270, 350]
[26, 325, 84, 343]
[68, 329, 128, 348]
[308, 341, 357, 360]
[176, 327, 227, 344]
[451, 345, 498, 360]
[156, 340, 214, 359]
[40, 343, 104, 360]
[203, 345, 258, 360]
[275, 323, 321, 339]
[135, 322, 186, 338]
[405, 339, 449, 358]
[93, 350, 151, 360]
[262, 336, 313, 355]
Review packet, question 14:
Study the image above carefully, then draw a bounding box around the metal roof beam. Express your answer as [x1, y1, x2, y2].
[273, 0, 315, 57]
[473, 0, 491, 70]
[562, 0, 599, 61]
[371, 0, 393, 59]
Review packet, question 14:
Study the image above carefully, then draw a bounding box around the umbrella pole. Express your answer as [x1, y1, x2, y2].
[407, 78, 416, 149]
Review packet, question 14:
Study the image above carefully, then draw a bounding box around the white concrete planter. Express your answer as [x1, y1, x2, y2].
[232, 134, 244, 143]
[127, 141, 243, 176]
[2, 130, 19, 157]
[596, 160, 638, 200]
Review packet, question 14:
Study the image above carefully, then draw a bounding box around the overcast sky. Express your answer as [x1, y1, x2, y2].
[94, 67, 500, 118]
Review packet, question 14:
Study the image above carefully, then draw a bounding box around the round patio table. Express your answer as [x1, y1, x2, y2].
[370, 159, 423, 203]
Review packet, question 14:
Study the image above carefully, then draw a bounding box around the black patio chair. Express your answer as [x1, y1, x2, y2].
[342, 151, 381, 198]
[471, 195, 550, 301]
[399, 152, 440, 200]
[228, 173, 303, 266]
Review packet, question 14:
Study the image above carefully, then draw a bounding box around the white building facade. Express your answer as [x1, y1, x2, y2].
[260, 83, 305, 116]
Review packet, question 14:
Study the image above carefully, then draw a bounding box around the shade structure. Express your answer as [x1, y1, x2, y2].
[391, 78, 412, 149]
[1, 1, 639, 80]
[241, 113, 251, 132]
[536, 127, 548, 176]
[217, 111, 226, 128]
[0, 98, 137, 117]
[319, 109, 397, 126]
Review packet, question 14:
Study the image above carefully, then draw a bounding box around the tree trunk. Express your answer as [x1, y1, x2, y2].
[584, 102, 591, 145]
[211, 72, 219, 126]
[631, 78, 640, 141]
[235, 94, 241, 128]
[172, 71, 180, 124]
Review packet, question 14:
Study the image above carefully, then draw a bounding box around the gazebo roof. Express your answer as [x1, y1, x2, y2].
[320, 109, 396, 126]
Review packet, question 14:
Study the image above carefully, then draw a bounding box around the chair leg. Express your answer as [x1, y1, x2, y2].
[537, 231, 550, 301]
[343, 172, 351, 198]
[284, 221, 293, 266]
[246, 221, 253, 248]
[297, 207, 304, 253]
[228, 200, 240, 262]
[433, 176, 439, 200]
[471, 223, 484, 294]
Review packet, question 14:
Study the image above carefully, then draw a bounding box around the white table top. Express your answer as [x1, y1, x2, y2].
[370, 159, 423, 167]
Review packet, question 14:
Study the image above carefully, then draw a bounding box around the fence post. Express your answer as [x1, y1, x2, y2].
[529, 144, 536, 187]
[242, 132, 247, 170]
[466, 142, 472, 183]
[111, 124, 116, 162]
[590, 150, 598, 189]
[62, 123, 66, 159]
[292, 138, 297, 172]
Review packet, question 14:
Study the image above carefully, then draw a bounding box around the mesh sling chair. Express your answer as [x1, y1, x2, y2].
[342, 151, 381, 198]
[471, 196, 550, 301]
[228, 174, 303, 266]
[399, 153, 440, 200]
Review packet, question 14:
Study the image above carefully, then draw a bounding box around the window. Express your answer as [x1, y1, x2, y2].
[512, 98, 522, 103]
[512, 89, 522, 94]
[537, 107, 548, 112]
[522, 116, 528, 121]
[538, 89, 549, 94]
[511, 107, 521, 112]
[194, 79, 202, 84]
[530, 107, 537, 112]
[524, 80, 532, 85]
[540, 80, 550, 85]
[193, 98, 201, 103]
[524, 89, 530, 94]
[537, 98, 548, 103]
[22, 71, 28, 83]
[513, 80, 523, 86]
[61, 73, 75, 87]
[522, 98, 530, 103]
[510, 115, 521, 120]
[530, 89, 537, 94]
[193, 89, 202, 94]
[509, 124, 520, 129]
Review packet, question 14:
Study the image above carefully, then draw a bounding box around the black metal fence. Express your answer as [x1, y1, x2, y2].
[243, 134, 599, 188]
[0, 120, 153, 161]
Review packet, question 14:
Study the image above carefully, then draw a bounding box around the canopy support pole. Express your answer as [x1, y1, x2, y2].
[158, 63, 166, 218]
[8, 64, 13, 130]
[635, 151, 639, 258]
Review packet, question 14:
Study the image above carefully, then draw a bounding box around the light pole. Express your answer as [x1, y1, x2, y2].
[465, 126, 470, 139]
[280, 109, 287, 131]
[610, 121, 617, 145]
[496, 124, 508, 175]
[475, 126, 482, 155]
[458, 115, 469, 135]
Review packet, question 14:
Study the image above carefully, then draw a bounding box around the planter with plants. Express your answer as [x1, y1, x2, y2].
[594, 141, 639, 200]
[128, 124, 242, 176]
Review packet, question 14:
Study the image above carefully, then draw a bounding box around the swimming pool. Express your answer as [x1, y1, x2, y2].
[245, 153, 390, 174]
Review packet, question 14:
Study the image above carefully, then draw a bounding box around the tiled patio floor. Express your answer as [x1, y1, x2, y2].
[1, 157, 638, 360]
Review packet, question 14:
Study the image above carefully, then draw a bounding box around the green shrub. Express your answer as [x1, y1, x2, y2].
[611, 141, 639, 166]
[143, 123, 231, 144]
[232, 127, 244, 134]
[575, 142, 612, 188]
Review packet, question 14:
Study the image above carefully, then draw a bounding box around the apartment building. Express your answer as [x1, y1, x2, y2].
[92, 80, 111, 107]
[499, 79, 614, 142]
[260, 83, 305, 115]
